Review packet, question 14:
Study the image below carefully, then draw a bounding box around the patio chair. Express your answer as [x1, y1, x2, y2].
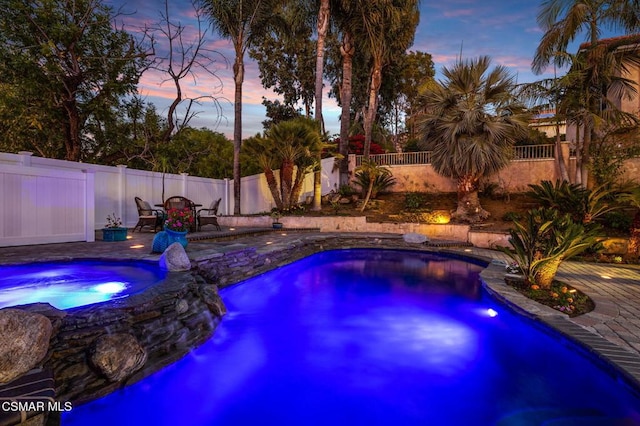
[134, 197, 164, 232]
[197, 198, 222, 231]
[164, 196, 197, 232]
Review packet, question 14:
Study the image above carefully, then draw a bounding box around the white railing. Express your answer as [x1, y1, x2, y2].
[355, 144, 557, 166]
[355, 151, 432, 166]
[513, 144, 555, 160]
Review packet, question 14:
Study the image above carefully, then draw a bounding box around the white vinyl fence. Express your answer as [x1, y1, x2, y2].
[0, 152, 339, 246]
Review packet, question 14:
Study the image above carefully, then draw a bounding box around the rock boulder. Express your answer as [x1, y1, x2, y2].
[0, 309, 52, 383]
[403, 232, 429, 244]
[89, 333, 147, 382]
[159, 242, 191, 271]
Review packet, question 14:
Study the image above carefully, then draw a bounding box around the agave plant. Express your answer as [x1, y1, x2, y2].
[502, 208, 601, 288]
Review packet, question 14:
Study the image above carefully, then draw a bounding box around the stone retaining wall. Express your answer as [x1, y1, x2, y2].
[217, 216, 471, 241]
[18, 270, 225, 405]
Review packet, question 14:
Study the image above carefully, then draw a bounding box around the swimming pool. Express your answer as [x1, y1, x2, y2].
[0, 259, 167, 310]
[63, 249, 640, 425]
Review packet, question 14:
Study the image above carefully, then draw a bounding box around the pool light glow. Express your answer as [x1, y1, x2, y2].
[93, 282, 127, 294]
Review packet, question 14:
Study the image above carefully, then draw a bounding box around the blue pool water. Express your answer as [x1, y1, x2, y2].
[0, 259, 167, 310]
[63, 249, 640, 425]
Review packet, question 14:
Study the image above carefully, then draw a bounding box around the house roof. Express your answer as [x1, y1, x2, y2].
[579, 33, 640, 52]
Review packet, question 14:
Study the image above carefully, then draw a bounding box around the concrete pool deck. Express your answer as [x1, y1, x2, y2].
[2, 228, 640, 387]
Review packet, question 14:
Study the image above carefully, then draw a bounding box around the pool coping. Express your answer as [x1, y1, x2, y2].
[477, 260, 640, 394]
[3, 231, 640, 405]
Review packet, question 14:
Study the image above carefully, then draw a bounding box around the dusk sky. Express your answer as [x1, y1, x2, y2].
[107, 0, 626, 139]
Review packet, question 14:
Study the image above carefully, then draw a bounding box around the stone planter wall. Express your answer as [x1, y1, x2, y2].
[17, 271, 225, 405]
[217, 215, 471, 241]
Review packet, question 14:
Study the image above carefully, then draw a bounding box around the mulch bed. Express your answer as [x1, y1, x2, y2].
[505, 277, 595, 317]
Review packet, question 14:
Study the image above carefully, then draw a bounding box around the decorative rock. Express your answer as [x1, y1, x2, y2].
[403, 232, 429, 244]
[600, 237, 629, 255]
[339, 197, 351, 204]
[159, 242, 191, 271]
[199, 284, 227, 316]
[175, 299, 189, 315]
[0, 309, 52, 383]
[89, 333, 147, 382]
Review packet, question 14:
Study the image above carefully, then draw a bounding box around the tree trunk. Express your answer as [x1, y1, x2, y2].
[291, 167, 307, 208]
[359, 179, 374, 212]
[629, 211, 640, 257]
[264, 168, 283, 210]
[554, 124, 569, 182]
[581, 124, 592, 188]
[62, 97, 82, 161]
[314, 0, 329, 131]
[280, 159, 295, 209]
[311, 158, 322, 211]
[574, 124, 582, 186]
[363, 56, 382, 158]
[311, 0, 329, 211]
[339, 31, 354, 186]
[233, 45, 244, 215]
[453, 175, 490, 222]
[534, 258, 563, 289]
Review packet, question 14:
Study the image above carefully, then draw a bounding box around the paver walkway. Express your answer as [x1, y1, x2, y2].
[2, 229, 640, 383]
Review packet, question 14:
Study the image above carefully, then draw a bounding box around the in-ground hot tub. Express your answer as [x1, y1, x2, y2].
[0, 259, 168, 310]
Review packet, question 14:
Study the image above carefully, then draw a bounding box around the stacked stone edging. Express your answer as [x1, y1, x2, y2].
[192, 233, 430, 287]
[16, 270, 225, 405]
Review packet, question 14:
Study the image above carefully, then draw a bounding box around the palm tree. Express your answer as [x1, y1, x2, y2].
[331, 0, 358, 186]
[311, 0, 330, 211]
[356, 0, 420, 158]
[200, 0, 274, 215]
[419, 56, 529, 223]
[264, 117, 324, 210]
[243, 135, 283, 209]
[532, 0, 640, 187]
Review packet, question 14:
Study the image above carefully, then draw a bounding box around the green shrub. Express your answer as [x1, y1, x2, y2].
[502, 211, 522, 222]
[527, 180, 620, 225]
[602, 211, 633, 232]
[404, 192, 426, 210]
[338, 184, 357, 197]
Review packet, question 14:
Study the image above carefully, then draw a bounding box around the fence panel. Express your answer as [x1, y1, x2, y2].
[0, 164, 94, 246]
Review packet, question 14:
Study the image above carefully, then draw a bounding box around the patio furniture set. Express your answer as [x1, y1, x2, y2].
[134, 196, 221, 233]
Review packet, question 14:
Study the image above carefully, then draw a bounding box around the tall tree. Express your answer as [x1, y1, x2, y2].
[419, 56, 529, 223]
[357, 0, 419, 158]
[147, 0, 225, 144]
[200, 0, 274, 215]
[330, 0, 358, 185]
[249, 1, 316, 116]
[244, 117, 323, 211]
[311, 0, 330, 211]
[0, 0, 150, 161]
[396, 51, 436, 143]
[532, 0, 640, 187]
